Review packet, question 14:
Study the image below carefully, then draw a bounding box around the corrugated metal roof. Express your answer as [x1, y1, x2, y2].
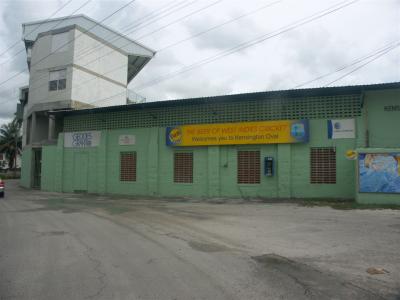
[50, 81, 400, 116]
[22, 14, 155, 57]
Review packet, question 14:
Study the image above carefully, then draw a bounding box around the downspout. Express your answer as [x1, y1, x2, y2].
[361, 90, 369, 148]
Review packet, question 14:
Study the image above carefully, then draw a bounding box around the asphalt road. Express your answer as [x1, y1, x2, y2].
[1, 180, 399, 299]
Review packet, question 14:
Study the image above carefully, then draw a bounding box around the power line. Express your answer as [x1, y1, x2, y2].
[134, 0, 224, 41]
[69, 0, 281, 77]
[133, 0, 359, 91]
[0, 0, 74, 58]
[15, 38, 399, 109]
[74, 0, 198, 61]
[0, 0, 377, 109]
[14, 0, 273, 104]
[294, 40, 400, 88]
[0, 0, 93, 67]
[117, 0, 191, 35]
[2, 0, 222, 100]
[325, 42, 400, 86]
[83, 0, 360, 107]
[7, 0, 195, 93]
[0, 0, 136, 88]
[48, 0, 281, 95]
[72, 0, 188, 60]
[156, 0, 283, 52]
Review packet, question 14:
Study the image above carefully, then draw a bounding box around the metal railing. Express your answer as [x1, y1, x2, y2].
[127, 89, 146, 104]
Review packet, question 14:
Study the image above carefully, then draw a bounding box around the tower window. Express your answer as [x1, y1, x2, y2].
[49, 69, 66, 91]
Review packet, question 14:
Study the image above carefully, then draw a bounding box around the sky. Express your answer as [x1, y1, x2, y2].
[0, 0, 399, 127]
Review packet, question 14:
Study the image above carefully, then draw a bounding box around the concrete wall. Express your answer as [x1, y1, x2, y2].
[71, 28, 127, 106]
[20, 147, 32, 188]
[32, 114, 49, 143]
[27, 30, 74, 114]
[26, 27, 129, 113]
[364, 88, 400, 148]
[70, 66, 126, 107]
[73, 28, 128, 85]
[41, 145, 57, 191]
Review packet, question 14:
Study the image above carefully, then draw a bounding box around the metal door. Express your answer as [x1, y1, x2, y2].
[32, 148, 42, 189]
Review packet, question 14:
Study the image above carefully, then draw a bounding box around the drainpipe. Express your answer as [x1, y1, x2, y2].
[361, 90, 369, 148]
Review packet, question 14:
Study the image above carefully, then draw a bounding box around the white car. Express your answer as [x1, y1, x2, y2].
[0, 179, 4, 197]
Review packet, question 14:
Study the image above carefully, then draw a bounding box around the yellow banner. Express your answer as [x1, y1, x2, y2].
[166, 120, 309, 146]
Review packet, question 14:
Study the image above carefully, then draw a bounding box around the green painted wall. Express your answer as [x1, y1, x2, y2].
[364, 89, 400, 148]
[40, 118, 356, 200]
[106, 128, 151, 196]
[41, 145, 57, 191]
[20, 147, 32, 188]
[32, 88, 399, 203]
[354, 88, 400, 204]
[291, 119, 356, 199]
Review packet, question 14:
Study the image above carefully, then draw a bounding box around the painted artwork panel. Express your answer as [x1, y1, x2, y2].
[359, 153, 400, 193]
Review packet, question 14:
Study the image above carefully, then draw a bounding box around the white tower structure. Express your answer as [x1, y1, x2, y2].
[19, 15, 155, 147]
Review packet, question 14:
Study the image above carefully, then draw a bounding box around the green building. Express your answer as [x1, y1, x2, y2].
[20, 82, 400, 204]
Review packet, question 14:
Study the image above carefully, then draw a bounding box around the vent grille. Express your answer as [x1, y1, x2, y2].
[310, 147, 336, 184]
[64, 95, 361, 131]
[174, 152, 193, 183]
[237, 150, 260, 184]
[120, 152, 136, 182]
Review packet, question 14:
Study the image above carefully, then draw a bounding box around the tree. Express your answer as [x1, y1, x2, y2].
[0, 118, 22, 170]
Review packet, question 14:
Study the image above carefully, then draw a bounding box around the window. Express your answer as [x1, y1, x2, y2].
[237, 150, 260, 184]
[0, 153, 3, 161]
[174, 152, 193, 183]
[49, 69, 66, 91]
[120, 152, 136, 182]
[310, 147, 336, 184]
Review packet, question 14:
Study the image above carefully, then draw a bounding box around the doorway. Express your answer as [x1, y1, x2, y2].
[32, 148, 42, 189]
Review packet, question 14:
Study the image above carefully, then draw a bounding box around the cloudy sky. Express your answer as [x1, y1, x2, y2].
[0, 0, 399, 126]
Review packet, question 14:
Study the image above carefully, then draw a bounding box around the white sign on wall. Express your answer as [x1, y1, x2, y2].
[327, 119, 355, 139]
[119, 135, 136, 145]
[64, 131, 101, 148]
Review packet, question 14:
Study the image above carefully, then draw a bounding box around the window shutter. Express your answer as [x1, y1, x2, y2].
[120, 152, 137, 182]
[310, 147, 336, 184]
[237, 150, 261, 184]
[174, 152, 193, 183]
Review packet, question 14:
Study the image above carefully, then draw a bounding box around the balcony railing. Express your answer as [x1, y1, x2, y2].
[127, 89, 146, 104]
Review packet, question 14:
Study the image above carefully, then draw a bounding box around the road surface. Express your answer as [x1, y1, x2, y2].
[0, 180, 399, 299]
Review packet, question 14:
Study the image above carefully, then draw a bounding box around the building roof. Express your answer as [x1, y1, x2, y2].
[22, 14, 155, 82]
[50, 81, 400, 117]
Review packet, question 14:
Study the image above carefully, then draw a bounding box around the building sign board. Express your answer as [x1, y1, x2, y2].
[359, 153, 400, 193]
[327, 119, 355, 139]
[166, 120, 309, 146]
[64, 131, 101, 148]
[119, 135, 136, 145]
